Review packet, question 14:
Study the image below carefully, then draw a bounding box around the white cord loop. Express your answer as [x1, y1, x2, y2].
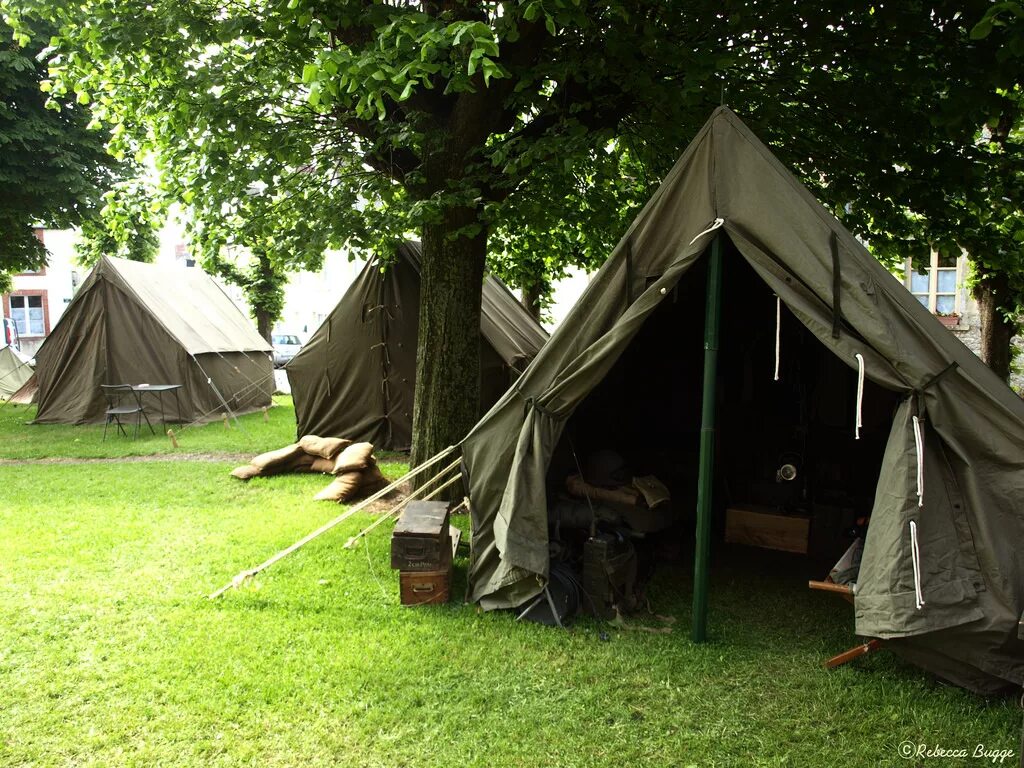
[910, 520, 926, 610]
[774, 295, 781, 381]
[854, 353, 865, 439]
[912, 414, 925, 508]
[688, 217, 725, 245]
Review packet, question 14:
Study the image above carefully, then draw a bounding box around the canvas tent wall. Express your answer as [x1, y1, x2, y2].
[0, 344, 32, 399]
[286, 242, 548, 450]
[32, 256, 273, 424]
[461, 107, 1024, 694]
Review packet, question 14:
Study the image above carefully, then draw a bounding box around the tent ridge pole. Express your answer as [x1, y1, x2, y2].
[692, 233, 724, 643]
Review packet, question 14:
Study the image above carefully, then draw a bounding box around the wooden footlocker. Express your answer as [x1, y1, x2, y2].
[391, 500, 451, 571]
[725, 504, 810, 554]
[399, 547, 453, 606]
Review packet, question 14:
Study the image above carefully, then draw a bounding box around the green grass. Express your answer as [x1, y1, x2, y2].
[0, 404, 1019, 766]
[0, 396, 300, 460]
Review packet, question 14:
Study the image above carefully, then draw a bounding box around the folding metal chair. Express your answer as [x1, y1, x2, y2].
[100, 384, 153, 440]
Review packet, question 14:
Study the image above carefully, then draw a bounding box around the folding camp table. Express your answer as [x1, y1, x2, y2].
[132, 384, 183, 427]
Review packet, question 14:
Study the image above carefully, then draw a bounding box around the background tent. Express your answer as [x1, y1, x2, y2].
[33, 256, 273, 424]
[287, 242, 548, 450]
[460, 107, 1023, 694]
[0, 344, 33, 399]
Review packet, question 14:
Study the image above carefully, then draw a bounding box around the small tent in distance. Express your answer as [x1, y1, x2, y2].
[286, 242, 548, 451]
[0, 344, 33, 399]
[461, 107, 1024, 694]
[32, 256, 273, 425]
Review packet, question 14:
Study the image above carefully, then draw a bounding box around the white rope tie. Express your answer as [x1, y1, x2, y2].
[912, 414, 925, 508]
[854, 353, 865, 439]
[910, 520, 925, 610]
[688, 217, 725, 245]
[774, 295, 781, 381]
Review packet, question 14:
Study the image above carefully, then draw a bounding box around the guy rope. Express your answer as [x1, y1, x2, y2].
[207, 445, 459, 599]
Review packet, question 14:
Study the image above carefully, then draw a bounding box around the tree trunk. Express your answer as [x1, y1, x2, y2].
[410, 205, 488, 491]
[522, 282, 543, 322]
[972, 270, 1014, 381]
[255, 307, 273, 344]
[251, 251, 280, 344]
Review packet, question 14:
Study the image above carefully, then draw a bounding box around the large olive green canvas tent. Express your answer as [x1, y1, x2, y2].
[286, 242, 548, 450]
[0, 344, 32, 399]
[32, 256, 273, 424]
[461, 107, 1024, 694]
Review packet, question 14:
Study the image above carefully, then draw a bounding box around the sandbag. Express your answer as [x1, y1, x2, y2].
[359, 463, 389, 495]
[333, 442, 375, 474]
[288, 452, 317, 472]
[566, 474, 641, 508]
[230, 464, 263, 480]
[314, 471, 362, 502]
[251, 443, 304, 471]
[298, 435, 351, 460]
[310, 457, 336, 474]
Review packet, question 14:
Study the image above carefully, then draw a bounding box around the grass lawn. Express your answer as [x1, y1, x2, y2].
[0, 401, 1019, 766]
[0, 395, 300, 460]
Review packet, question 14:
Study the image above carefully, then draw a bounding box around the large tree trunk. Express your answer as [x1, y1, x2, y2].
[972, 270, 1014, 381]
[251, 251, 279, 344]
[410, 205, 488, 487]
[254, 307, 273, 344]
[522, 282, 544, 322]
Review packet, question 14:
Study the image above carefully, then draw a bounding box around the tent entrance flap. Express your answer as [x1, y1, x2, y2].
[542, 239, 903, 623]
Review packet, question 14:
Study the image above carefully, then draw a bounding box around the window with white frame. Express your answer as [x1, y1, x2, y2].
[9, 295, 45, 336]
[905, 247, 961, 316]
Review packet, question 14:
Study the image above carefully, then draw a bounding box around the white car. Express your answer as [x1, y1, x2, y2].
[271, 333, 302, 367]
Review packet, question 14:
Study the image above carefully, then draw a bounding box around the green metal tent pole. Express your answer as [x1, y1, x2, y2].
[692, 234, 724, 643]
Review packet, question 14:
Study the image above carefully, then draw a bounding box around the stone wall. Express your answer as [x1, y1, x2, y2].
[946, 300, 1024, 395]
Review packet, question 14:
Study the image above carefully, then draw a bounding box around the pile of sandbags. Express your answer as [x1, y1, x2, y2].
[230, 436, 389, 503]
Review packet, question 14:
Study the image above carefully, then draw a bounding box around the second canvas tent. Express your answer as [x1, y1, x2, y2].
[286, 242, 548, 450]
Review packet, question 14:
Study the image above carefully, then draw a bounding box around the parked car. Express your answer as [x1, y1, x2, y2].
[2, 317, 20, 351]
[271, 333, 302, 367]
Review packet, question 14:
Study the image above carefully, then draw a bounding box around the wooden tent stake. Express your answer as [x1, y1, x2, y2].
[207, 445, 459, 599]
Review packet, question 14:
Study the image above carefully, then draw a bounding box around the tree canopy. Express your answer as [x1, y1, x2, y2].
[0, 18, 124, 291]
[8, 0, 1024, 457]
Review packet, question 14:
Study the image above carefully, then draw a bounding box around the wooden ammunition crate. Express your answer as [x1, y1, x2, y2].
[391, 500, 450, 571]
[725, 504, 810, 554]
[399, 547, 453, 606]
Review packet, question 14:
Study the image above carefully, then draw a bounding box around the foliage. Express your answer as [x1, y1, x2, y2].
[75, 176, 161, 266]
[10, 1, 1024, 417]
[966, 2, 1024, 329]
[204, 249, 287, 340]
[0, 18, 122, 291]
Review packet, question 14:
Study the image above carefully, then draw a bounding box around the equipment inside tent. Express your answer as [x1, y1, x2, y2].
[0, 344, 33, 399]
[31, 256, 274, 425]
[286, 241, 548, 451]
[460, 107, 1024, 694]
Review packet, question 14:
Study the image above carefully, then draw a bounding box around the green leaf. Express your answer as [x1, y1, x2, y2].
[301, 63, 318, 84]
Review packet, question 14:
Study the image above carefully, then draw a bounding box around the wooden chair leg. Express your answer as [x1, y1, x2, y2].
[824, 639, 883, 669]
